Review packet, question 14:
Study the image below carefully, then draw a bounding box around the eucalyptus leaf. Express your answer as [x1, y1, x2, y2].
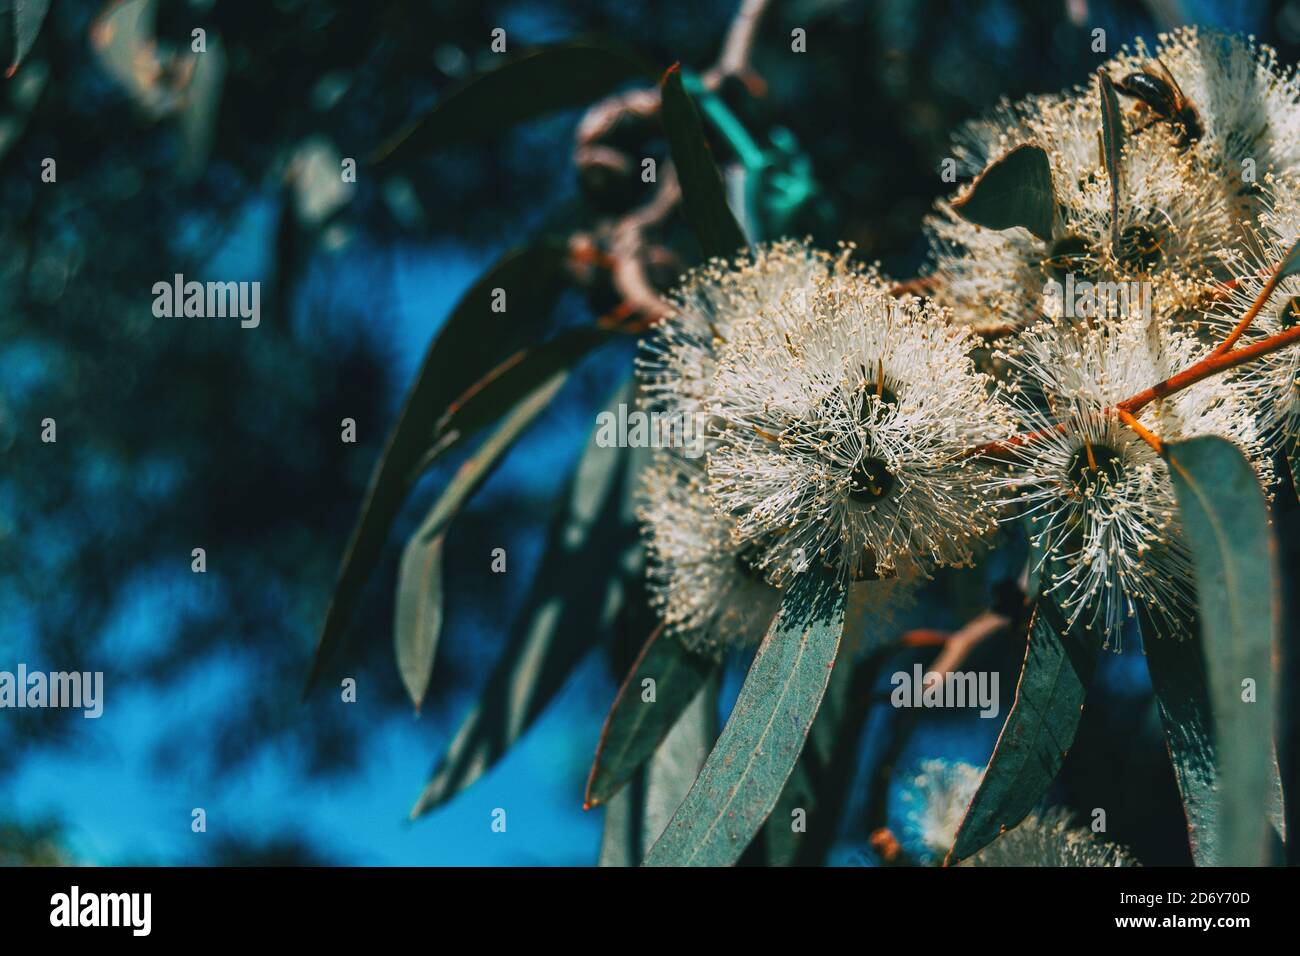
[598, 677, 717, 866]
[409, 382, 646, 818]
[394, 373, 568, 713]
[371, 43, 651, 164]
[1138, 604, 1219, 865]
[946, 586, 1098, 865]
[584, 625, 718, 809]
[8, 0, 51, 76]
[951, 144, 1054, 242]
[1166, 435, 1280, 866]
[1097, 69, 1124, 250]
[304, 242, 566, 695]
[642, 565, 845, 866]
[660, 65, 748, 260]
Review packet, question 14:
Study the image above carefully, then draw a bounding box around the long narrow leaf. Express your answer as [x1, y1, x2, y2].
[371, 43, 651, 164]
[304, 242, 566, 694]
[1167, 435, 1281, 866]
[409, 383, 645, 818]
[584, 624, 718, 809]
[660, 65, 747, 260]
[643, 566, 846, 866]
[946, 590, 1098, 865]
[394, 373, 568, 712]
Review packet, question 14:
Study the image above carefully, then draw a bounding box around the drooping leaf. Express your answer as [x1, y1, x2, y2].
[1166, 435, 1281, 866]
[435, 326, 612, 448]
[584, 624, 718, 809]
[409, 383, 646, 818]
[946, 587, 1098, 865]
[756, 647, 880, 866]
[660, 65, 747, 260]
[304, 242, 566, 695]
[8, 0, 51, 76]
[1138, 605, 1219, 865]
[394, 373, 568, 713]
[598, 676, 717, 866]
[951, 144, 1054, 242]
[642, 565, 846, 867]
[1097, 69, 1124, 251]
[371, 43, 652, 164]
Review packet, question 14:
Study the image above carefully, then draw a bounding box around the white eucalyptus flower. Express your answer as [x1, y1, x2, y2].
[636, 239, 858, 425]
[637, 451, 782, 653]
[961, 807, 1140, 867]
[927, 71, 1235, 336]
[1106, 27, 1300, 222]
[991, 314, 1269, 646]
[706, 274, 1011, 584]
[899, 758, 982, 863]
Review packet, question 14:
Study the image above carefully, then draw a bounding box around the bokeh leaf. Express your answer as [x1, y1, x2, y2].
[304, 241, 566, 694]
[394, 373, 568, 713]
[372, 42, 652, 164]
[584, 624, 718, 809]
[1167, 435, 1281, 866]
[660, 65, 747, 260]
[946, 587, 1098, 865]
[642, 565, 845, 866]
[8, 0, 51, 76]
[409, 382, 646, 818]
[951, 144, 1054, 242]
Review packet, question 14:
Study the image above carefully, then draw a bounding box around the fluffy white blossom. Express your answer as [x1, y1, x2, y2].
[991, 314, 1269, 646]
[961, 807, 1140, 867]
[706, 273, 1011, 584]
[636, 239, 858, 425]
[928, 61, 1235, 336]
[899, 758, 982, 863]
[637, 451, 783, 653]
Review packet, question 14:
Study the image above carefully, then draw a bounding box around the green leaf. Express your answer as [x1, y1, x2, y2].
[951, 144, 1054, 243]
[8, 0, 51, 76]
[394, 373, 568, 713]
[946, 588, 1099, 865]
[660, 65, 748, 260]
[598, 676, 717, 866]
[409, 383, 645, 818]
[1166, 435, 1281, 866]
[1138, 605, 1219, 865]
[584, 625, 718, 809]
[435, 326, 612, 447]
[371, 43, 652, 164]
[642, 565, 846, 866]
[756, 648, 875, 866]
[304, 242, 566, 695]
[1097, 69, 1124, 250]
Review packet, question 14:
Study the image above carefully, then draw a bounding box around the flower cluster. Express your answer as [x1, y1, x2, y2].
[636, 29, 1300, 654]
